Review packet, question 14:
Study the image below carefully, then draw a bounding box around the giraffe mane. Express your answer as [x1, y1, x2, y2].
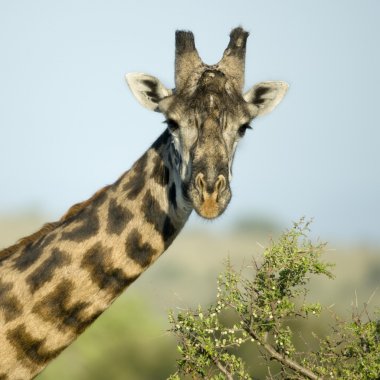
[0, 185, 111, 262]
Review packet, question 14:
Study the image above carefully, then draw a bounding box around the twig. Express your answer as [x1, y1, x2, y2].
[247, 328, 323, 380]
[186, 331, 235, 380]
[213, 356, 234, 380]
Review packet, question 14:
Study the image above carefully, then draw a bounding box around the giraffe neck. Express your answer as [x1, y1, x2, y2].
[0, 129, 192, 380]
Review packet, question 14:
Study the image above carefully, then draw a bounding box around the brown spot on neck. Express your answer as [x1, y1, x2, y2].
[141, 190, 177, 248]
[81, 242, 139, 298]
[32, 279, 97, 335]
[26, 249, 71, 292]
[7, 324, 66, 369]
[0, 280, 23, 322]
[126, 229, 157, 267]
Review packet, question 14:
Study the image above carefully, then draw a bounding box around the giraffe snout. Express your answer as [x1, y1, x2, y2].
[193, 173, 229, 219]
[195, 173, 226, 199]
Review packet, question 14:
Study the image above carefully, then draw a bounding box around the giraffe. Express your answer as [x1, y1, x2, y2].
[0, 27, 288, 379]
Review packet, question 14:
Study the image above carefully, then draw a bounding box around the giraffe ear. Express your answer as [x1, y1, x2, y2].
[244, 81, 289, 117]
[126, 73, 173, 112]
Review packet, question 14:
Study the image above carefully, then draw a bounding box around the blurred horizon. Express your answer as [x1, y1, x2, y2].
[1, 209, 379, 250]
[0, 0, 379, 246]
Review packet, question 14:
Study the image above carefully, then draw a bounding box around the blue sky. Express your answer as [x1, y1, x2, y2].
[0, 0, 379, 244]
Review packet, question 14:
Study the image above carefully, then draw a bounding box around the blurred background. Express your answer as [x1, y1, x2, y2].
[0, 1, 379, 379]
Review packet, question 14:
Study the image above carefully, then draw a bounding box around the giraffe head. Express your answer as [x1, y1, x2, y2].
[126, 27, 288, 219]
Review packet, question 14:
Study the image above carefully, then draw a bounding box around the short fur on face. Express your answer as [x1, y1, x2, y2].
[126, 27, 288, 219]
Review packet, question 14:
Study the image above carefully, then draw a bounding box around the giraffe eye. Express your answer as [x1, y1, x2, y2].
[165, 119, 180, 132]
[238, 123, 252, 137]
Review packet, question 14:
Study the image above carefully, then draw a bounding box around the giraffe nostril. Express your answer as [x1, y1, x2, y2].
[195, 173, 206, 193]
[215, 175, 226, 194]
[194, 173, 226, 197]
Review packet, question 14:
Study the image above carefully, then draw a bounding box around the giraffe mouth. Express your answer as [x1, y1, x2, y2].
[198, 194, 220, 219]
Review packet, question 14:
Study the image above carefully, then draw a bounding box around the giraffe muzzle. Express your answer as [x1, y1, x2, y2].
[192, 173, 230, 219]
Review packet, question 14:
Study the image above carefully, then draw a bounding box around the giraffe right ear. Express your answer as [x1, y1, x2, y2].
[126, 73, 172, 112]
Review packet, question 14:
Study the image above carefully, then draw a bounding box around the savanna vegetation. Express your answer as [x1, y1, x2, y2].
[168, 220, 380, 379]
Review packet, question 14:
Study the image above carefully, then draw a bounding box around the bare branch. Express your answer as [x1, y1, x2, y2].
[247, 328, 322, 380]
[213, 357, 234, 380]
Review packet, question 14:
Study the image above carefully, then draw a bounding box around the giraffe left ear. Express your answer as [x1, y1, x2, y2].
[126, 73, 172, 112]
[244, 81, 289, 117]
